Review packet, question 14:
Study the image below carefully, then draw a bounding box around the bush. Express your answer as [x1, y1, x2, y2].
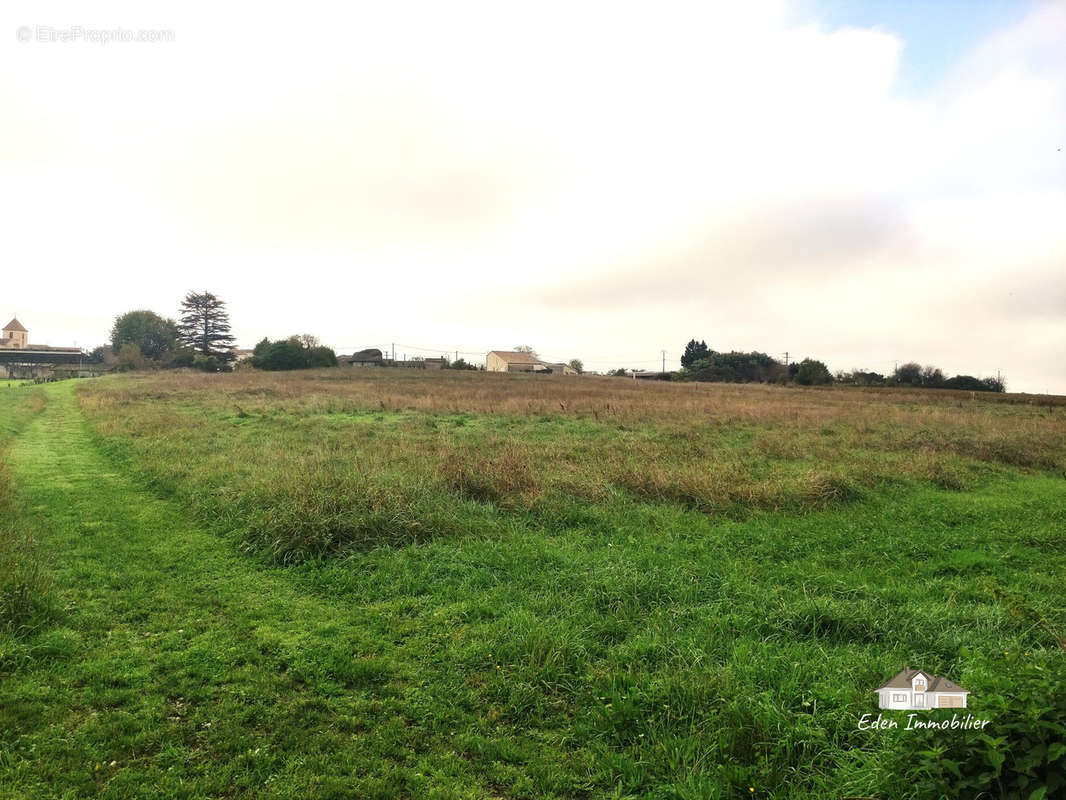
[886, 652, 1066, 799]
[836, 370, 886, 386]
[943, 374, 985, 391]
[193, 354, 230, 372]
[253, 337, 337, 371]
[794, 359, 833, 386]
[115, 343, 150, 371]
[163, 348, 196, 369]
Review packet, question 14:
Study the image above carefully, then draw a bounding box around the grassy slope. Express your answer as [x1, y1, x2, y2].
[0, 379, 1063, 798]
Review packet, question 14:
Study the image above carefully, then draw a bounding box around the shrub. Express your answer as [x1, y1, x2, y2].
[794, 358, 833, 386]
[192, 354, 231, 372]
[836, 370, 886, 386]
[253, 337, 338, 371]
[886, 652, 1066, 799]
[943, 374, 986, 391]
[115, 343, 150, 371]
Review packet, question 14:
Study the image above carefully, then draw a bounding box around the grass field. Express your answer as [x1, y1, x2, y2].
[1, 371, 1064, 798]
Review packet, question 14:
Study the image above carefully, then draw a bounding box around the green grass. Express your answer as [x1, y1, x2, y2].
[0, 375, 1063, 798]
[0, 381, 53, 635]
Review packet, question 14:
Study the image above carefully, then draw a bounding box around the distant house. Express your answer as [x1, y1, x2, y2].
[541, 362, 577, 375]
[394, 357, 444, 369]
[486, 351, 576, 375]
[233, 348, 255, 363]
[875, 668, 969, 710]
[349, 348, 384, 367]
[344, 349, 446, 369]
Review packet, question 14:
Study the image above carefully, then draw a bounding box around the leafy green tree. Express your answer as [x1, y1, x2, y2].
[448, 358, 478, 370]
[110, 310, 178, 361]
[682, 351, 783, 383]
[308, 346, 337, 368]
[177, 291, 236, 363]
[794, 358, 833, 385]
[981, 375, 1006, 392]
[681, 339, 710, 368]
[568, 359, 584, 374]
[920, 366, 946, 388]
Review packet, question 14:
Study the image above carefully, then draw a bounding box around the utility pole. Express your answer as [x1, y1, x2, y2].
[392, 343, 395, 364]
[661, 350, 666, 374]
[783, 352, 790, 366]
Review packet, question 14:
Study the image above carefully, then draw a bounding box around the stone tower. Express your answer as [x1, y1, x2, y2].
[3, 317, 28, 349]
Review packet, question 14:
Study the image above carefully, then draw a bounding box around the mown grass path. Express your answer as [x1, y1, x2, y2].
[1, 383, 491, 798]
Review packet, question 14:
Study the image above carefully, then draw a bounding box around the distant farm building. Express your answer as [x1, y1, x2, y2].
[344, 349, 445, 369]
[486, 351, 577, 375]
[348, 348, 384, 367]
[0, 317, 92, 379]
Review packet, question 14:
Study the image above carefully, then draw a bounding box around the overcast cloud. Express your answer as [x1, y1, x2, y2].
[2, 0, 1064, 390]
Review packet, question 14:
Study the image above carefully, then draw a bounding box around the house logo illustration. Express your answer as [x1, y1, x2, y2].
[875, 666, 969, 710]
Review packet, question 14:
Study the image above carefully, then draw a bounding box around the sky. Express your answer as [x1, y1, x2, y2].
[2, 0, 1064, 392]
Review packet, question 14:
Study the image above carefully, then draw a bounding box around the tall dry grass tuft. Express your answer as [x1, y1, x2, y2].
[440, 440, 541, 507]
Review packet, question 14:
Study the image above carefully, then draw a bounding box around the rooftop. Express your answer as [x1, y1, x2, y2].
[488, 350, 538, 364]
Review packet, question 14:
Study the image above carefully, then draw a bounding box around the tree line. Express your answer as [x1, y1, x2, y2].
[104, 291, 238, 371]
[668, 339, 1005, 391]
[103, 292, 481, 373]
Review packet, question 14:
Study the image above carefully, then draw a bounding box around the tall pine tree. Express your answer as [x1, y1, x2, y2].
[681, 339, 710, 368]
[177, 291, 236, 362]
